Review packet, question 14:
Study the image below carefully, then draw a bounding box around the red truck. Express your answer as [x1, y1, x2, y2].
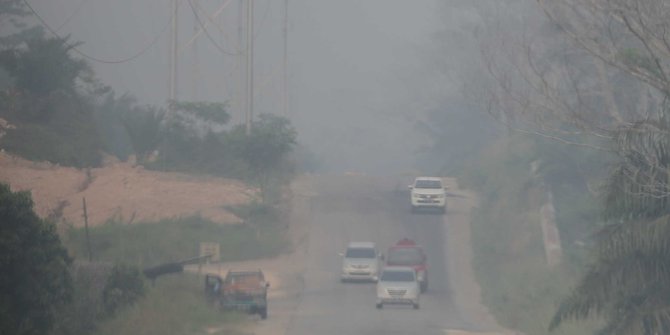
[385, 238, 428, 292]
[205, 270, 270, 319]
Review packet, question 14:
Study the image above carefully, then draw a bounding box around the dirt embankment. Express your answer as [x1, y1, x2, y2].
[0, 152, 257, 226]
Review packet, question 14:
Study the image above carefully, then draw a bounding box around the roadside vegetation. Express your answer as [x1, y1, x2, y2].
[92, 274, 245, 335]
[427, 1, 670, 334]
[0, 183, 72, 335]
[63, 205, 289, 266]
[0, 5, 298, 190]
[0, 2, 298, 335]
[459, 136, 602, 335]
[55, 203, 288, 335]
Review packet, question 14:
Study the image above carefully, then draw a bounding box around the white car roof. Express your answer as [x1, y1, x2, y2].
[382, 266, 416, 273]
[347, 241, 376, 249]
[415, 177, 442, 182]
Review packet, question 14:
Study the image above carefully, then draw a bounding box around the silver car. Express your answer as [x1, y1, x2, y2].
[376, 266, 420, 309]
[340, 242, 381, 282]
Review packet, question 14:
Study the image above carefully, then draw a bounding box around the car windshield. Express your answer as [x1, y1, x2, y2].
[415, 180, 442, 189]
[346, 248, 376, 258]
[380, 270, 415, 282]
[227, 272, 263, 283]
[387, 248, 423, 266]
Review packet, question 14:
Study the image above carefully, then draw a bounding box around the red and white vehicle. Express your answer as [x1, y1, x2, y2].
[385, 238, 428, 292]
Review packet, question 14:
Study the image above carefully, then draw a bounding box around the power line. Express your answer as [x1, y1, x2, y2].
[186, 0, 239, 56]
[55, 0, 89, 32]
[22, 0, 175, 64]
[179, 0, 237, 54]
[181, 0, 266, 56]
[254, 0, 271, 42]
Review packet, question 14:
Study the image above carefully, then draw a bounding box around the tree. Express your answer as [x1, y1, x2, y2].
[0, 0, 42, 50]
[439, 1, 670, 333]
[550, 218, 670, 334]
[0, 183, 72, 335]
[0, 36, 90, 95]
[102, 265, 145, 316]
[151, 100, 231, 171]
[228, 114, 297, 202]
[504, 1, 670, 333]
[168, 100, 231, 125]
[550, 108, 670, 335]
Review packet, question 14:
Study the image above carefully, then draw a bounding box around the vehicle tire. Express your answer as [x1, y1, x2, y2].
[259, 307, 268, 319]
[376, 303, 383, 309]
[413, 303, 420, 310]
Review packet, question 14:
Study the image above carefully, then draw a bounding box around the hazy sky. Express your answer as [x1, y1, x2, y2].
[31, 0, 442, 174]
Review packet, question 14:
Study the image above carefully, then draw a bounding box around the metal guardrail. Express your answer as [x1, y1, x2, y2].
[143, 254, 213, 283]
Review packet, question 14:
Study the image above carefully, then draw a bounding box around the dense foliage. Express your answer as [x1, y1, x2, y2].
[431, 1, 670, 334]
[0, 3, 297, 334]
[0, 183, 72, 335]
[102, 265, 145, 316]
[0, 23, 297, 187]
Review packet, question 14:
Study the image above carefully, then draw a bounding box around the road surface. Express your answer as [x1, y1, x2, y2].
[243, 175, 508, 335]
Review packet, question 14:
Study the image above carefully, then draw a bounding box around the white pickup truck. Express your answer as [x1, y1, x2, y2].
[409, 177, 447, 214]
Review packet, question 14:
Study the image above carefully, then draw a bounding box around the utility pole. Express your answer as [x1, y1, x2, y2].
[282, 0, 289, 117]
[237, 0, 246, 126]
[191, 0, 200, 101]
[82, 198, 92, 262]
[169, 0, 179, 109]
[245, 0, 254, 135]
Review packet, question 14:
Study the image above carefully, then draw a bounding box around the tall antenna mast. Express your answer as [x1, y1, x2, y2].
[245, 0, 254, 135]
[282, 0, 289, 117]
[237, 0, 246, 126]
[191, 0, 200, 100]
[169, 0, 179, 108]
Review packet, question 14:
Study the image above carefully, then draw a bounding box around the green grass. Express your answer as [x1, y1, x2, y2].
[93, 274, 248, 335]
[471, 203, 601, 335]
[463, 135, 602, 335]
[64, 213, 288, 267]
[59, 203, 288, 335]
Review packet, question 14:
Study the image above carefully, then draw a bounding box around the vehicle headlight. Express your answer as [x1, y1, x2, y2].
[412, 193, 420, 198]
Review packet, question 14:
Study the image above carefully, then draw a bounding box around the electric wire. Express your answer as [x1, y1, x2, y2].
[186, 0, 239, 56]
[55, 0, 89, 32]
[253, 0, 271, 42]
[181, 0, 269, 56]
[22, 0, 176, 64]
[180, 0, 239, 54]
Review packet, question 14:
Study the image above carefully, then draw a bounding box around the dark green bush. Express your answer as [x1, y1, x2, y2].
[102, 265, 145, 316]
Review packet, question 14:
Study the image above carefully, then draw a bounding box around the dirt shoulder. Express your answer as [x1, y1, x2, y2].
[443, 178, 521, 335]
[0, 152, 256, 226]
[184, 175, 314, 335]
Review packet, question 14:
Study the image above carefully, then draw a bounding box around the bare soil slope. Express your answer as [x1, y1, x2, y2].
[0, 152, 256, 226]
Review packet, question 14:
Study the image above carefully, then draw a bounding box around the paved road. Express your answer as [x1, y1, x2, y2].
[267, 175, 498, 335]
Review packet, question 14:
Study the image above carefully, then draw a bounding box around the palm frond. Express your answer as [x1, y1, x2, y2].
[551, 215, 670, 332]
[604, 119, 670, 220]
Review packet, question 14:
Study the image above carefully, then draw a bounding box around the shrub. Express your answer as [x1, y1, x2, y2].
[102, 265, 145, 316]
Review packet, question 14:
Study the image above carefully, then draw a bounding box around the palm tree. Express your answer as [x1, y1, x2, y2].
[550, 116, 670, 334]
